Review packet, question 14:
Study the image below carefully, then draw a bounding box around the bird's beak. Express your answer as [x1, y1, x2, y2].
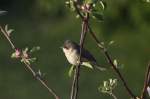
[60, 46, 63, 49]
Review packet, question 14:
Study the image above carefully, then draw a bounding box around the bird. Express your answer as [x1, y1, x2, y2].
[61, 40, 106, 71]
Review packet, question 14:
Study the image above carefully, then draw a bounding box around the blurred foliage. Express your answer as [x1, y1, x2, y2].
[0, 0, 150, 99]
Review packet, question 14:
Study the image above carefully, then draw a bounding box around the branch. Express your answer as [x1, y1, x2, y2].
[141, 63, 150, 99]
[70, 68, 77, 99]
[0, 25, 59, 99]
[73, 1, 84, 20]
[87, 24, 136, 99]
[70, 3, 89, 99]
[70, 1, 136, 98]
[110, 93, 117, 99]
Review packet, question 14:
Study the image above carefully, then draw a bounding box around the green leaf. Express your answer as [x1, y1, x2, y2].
[147, 86, 150, 97]
[29, 57, 37, 63]
[81, 62, 94, 69]
[5, 25, 14, 36]
[85, 0, 98, 4]
[11, 52, 16, 58]
[99, 1, 107, 10]
[30, 46, 40, 53]
[145, 0, 150, 3]
[92, 12, 104, 21]
[113, 59, 118, 67]
[65, 0, 75, 11]
[108, 40, 115, 45]
[68, 65, 75, 77]
[98, 78, 118, 95]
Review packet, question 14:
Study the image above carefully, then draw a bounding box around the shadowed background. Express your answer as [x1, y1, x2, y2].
[0, 0, 150, 99]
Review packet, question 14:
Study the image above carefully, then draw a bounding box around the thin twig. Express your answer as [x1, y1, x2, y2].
[0, 25, 59, 99]
[70, 18, 88, 99]
[141, 63, 150, 99]
[70, 68, 77, 99]
[87, 24, 104, 49]
[74, 18, 88, 99]
[87, 24, 136, 99]
[111, 93, 117, 99]
[23, 61, 59, 99]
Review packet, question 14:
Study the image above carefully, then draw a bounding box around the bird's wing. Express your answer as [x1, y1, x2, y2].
[75, 46, 96, 62]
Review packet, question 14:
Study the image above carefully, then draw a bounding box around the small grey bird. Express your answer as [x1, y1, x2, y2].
[61, 40, 106, 71]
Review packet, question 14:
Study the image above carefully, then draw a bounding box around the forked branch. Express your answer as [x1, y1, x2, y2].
[0, 25, 59, 99]
[141, 63, 150, 99]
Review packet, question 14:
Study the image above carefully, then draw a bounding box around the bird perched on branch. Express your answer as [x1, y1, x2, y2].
[61, 40, 106, 71]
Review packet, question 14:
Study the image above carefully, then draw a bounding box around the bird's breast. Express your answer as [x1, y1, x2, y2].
[64, 50, 79, 65]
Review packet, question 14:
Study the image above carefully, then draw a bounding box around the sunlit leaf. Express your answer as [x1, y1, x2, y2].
[145, 0, 150, 3]
[99, 0, 107, 10]
[147, 86, 150, 96]
[85, 0, 98, 4]
[11, 52, 17, 58]
[98, 78, 118, 95]
[68, 65, 75, 77]
[30, 46, 40, 53]
[81, 62, 93, 69]
[29, 57, 37, 63]
[65, 0, 75, 11]
[4, 25, 14, 36]
[113, 59, 118, 67]
[109, 40, 115, 45]
[92, 12, 104, 21]
[76, 14, 80, 18]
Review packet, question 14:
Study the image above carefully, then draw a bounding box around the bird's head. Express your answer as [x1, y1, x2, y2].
[60, 40, 78, 54]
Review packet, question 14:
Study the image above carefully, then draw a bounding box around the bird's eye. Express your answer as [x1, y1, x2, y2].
[64, 46, 69, 49]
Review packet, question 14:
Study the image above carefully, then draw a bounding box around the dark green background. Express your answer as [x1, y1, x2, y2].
[0, 0, 150, 99]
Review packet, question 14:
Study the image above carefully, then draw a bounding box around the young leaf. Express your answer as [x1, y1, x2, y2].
[113, 59, 118, 67]
[85, 0, 98, 4]
[92, 12, 104, 21]
[98, 78, 118, 96]
[4, 25, 14, 36]
[109, 40, 115, 45]
[30, 46, 40, 53]
[99, 0, 107, 10]
[66, 0, 75, 11]
[145, 0, 150, 3]
[29, 57, 37, 63]
[147, 86, 150, 97]
[68, 65, 75, 77]
[81, 62, 94, 69]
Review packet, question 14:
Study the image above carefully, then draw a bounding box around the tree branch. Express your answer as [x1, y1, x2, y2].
[70, 2, 89, 99]
[0, 25, 59, 99]
[87, 24, 136, 99]
[141, 63, 150, 99]
[70, 1, 136, 98]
